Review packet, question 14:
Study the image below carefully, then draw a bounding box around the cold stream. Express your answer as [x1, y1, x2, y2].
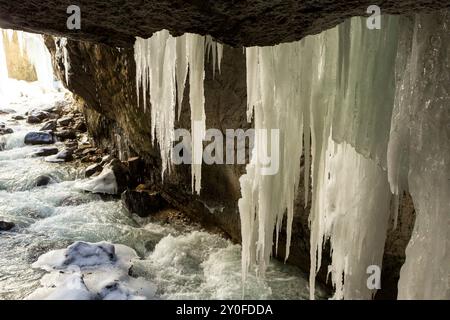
[0, 83, 319, 300]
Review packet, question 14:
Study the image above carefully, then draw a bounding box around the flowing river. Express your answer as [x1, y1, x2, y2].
[0, 82, 319, 300]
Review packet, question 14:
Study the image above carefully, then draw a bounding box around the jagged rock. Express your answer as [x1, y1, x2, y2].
[31, 146, 58, 157]
[54, 129, 77, 141]
[45, 148, 74, 162]
[39, 120, 57, 131]
[24, 131, 54, 145]
[107, 159, 130, 194]
[121, 189, 168, 218]
[57, 116, 73, 127]
[27, 110, 50, 124]
[0, 221, 15, 231]
[42, 104, 63, 115]
[26, 115, 42, 124]
[35, 175, 51, 186]
[85, 163, 103, 178]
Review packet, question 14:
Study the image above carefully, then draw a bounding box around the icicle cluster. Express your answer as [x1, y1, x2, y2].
[134, 31, 222, 194]
[240, 12, 449, 300]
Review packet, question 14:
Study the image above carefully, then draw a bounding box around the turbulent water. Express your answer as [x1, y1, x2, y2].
[0, 82, 319, 300]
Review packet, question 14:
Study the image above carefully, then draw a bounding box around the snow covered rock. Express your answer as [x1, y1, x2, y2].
[27, 241, 156, 300]
[75, 164, 119, 195]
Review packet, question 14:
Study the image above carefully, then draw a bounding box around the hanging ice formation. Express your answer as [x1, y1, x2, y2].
[134, 31, 223, 194]
[239, 12, 449, 300]
[0, 29, 55, 90]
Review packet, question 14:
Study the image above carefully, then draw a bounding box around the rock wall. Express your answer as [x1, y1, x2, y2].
[2, 1, 450, 48]
[45, 36, 414, 299]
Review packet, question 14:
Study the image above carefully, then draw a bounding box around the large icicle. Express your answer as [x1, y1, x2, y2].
[134, 31, 223, 193]
[239, 43, 305, 281]
[389, 13, 450, 300]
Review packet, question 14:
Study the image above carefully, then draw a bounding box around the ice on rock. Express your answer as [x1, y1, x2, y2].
[75, 165, 118, 195]
[28, 241, 156, 300]
[134, 31, 223, 194]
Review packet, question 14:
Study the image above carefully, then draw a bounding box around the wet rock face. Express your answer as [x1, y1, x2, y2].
[1, 1, 449, 47]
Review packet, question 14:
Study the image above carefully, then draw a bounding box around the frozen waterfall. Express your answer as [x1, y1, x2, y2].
[131, 13, 449, 300]
[240, 12, 449, 300]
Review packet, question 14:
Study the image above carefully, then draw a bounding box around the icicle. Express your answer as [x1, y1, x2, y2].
[239, 42, 304, 282]
[175, 35, 188, 120]
[134, 31, 223, 193]
[185, 34, 206, 194]
[61, 38, 70, 86]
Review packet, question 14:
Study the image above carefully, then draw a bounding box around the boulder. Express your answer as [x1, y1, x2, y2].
[27, 110, 50, 124]
[0, 128, 13, 135]
[24, 132, 54, 145]
[107, 159, 130, 194]
[31, 147, 59, 157]
[121, 189, 168, 217]
[57, 116, 73, 127]
[40, 120, 57, 131]
[12, 115, 25, 120]
[0, 221, 15, 231]
[54, 129, 77, 141]
[35, 175, 52, 186]
[85, 163, 103, 178]
[45, 148, 74, 162]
